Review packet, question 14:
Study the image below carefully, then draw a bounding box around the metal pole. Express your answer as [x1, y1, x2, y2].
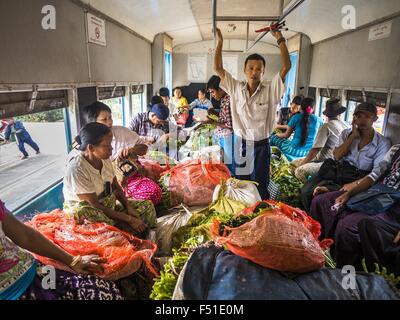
[246, 21, 250, 51]
[212, 0, 217, 40]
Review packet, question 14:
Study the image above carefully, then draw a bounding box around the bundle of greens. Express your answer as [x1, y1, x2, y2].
[207, 113, 219, 122]
[150, 192, 247, 300]
[191, 124, 216, 151]
[146, 150, 176, 166]
[150, 236, 199, 300]
[270, 147, 304, 208]
[171, 192, 246, 248]
[362, 259, 400, 286]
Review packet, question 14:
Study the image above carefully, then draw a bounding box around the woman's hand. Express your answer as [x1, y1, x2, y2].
[340, 181, 357, 193]
[335, 192, 350, 207]
[126, 204, 139, 217]
[313, 186, 330, 197]
[70, 255, 106, 275]
[128, 216, 147, 233]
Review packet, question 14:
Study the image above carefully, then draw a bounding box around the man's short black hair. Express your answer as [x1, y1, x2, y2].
[82, 101, 111, 123]
[245, 54, 266, 68]
[151, 95, 163, 105]
[206, 75, 221, 91]
[159, 87, 170, 98]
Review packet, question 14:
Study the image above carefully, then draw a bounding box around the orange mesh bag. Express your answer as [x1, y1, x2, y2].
[27, 210, 158, 281]
[210, 201, 333, 273]
[163, 159, 231, 206]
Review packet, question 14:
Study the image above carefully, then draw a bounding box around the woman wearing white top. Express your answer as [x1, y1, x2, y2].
[63, 122, 147, 235]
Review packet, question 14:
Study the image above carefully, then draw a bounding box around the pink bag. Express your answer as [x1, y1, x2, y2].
[125, 173, 163, 205]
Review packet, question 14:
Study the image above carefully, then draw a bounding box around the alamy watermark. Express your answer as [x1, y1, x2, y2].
[41, 5, 56, 30]
[341, 5, 356, 30]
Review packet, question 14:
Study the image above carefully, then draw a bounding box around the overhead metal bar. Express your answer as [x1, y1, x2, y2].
[216, 16, 280, 22]
[245, 0, 306, 52]
[246, 21, 250, 50]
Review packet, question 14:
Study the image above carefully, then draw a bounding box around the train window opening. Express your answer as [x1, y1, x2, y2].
[101, 97, 125, 126]
[131, 93, 143, 117]
[344, 90, 387, 134]
[0, 108, 69, 212]
[164, 50, 172, 97]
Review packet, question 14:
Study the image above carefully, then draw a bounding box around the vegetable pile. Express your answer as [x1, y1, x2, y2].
[150, 191, 246, 300]
[270, 146, 304, 208]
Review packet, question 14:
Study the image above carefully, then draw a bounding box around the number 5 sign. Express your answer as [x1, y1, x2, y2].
[87, 13, 107, 46]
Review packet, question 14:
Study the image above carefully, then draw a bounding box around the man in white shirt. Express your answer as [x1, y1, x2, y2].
[213, 27, 291, 199]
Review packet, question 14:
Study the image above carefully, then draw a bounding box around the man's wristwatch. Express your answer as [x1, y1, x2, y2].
[277, 37, 286, 45]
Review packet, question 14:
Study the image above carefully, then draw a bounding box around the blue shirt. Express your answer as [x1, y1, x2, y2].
[4, 121, 31, 141]
[338, 127, 392, 175]
[287, 113, 324, 150]
[189, 98, 213, 111]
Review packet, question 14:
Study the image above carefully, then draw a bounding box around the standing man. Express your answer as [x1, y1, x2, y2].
[4, 118, 40, 160]
[213, 27, 291, 199]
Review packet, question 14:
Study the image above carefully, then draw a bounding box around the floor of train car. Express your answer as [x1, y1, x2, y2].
[0, 141, 65, 212]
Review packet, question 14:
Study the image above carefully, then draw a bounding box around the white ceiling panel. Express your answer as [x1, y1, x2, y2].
[78, 0, 400, 46]
[285, 0, 400, 43]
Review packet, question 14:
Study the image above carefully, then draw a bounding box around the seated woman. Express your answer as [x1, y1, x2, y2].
[292, 98, 349, 183]
[83, 101, 162, 207]
[309, 144, 400, 270]
[63, 122, 155, 233]
[0, 200, 122, 300]
[270, 97, 324, 161]
[275, 95, 303, 131]
[187, 89, 213, 127]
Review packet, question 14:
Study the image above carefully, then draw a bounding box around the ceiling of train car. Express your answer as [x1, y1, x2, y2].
[80, 0, 400, 46]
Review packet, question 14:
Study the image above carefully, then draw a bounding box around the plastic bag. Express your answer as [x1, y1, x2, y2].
[27, 210, 158, 281]
[138, 158, 169, 181]
[163, 159, 231, 206]
[193, 145, 222, 163]
[210, 201, 333, 273]
[212, 178, 261, 206]
[156, 205, 193, 255]
[177, 113, 189, 126]
[125, 173, 163, 206]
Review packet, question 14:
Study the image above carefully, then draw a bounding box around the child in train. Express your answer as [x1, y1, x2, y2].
[270, 97, 324, 161]
[301, 102, 391, 211]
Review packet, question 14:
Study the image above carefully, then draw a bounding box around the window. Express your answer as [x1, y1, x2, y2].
[344, 90, 387, 134]
[164, 50, 172, 96]
[101, 97, 124, 126]
[0, 107, 69, 212]
[131, 93, 143, 117]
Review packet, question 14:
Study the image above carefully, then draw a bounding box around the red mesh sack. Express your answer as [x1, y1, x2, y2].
[163, 159, 231, 206]
[210, 201, 333, 273]
[27, 210, 158, 281]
